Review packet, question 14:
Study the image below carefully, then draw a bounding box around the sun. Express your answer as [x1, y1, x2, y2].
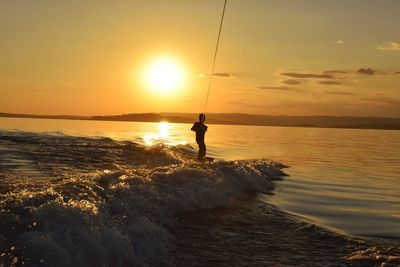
[144, 57, 185, 94]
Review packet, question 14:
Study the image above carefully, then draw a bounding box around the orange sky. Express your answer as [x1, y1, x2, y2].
[1, 1, 399, 117]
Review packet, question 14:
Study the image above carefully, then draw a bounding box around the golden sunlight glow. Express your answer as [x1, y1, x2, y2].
[143, 57, 185, 94]
[159, 121, 170, 138]
[143, 122, 187, 146]
[143, 121, 170, 145]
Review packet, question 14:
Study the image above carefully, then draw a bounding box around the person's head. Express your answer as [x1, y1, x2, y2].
[199, 113, 206, 123]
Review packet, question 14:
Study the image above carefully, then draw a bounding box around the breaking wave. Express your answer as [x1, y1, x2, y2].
[0, 130, 286, 266]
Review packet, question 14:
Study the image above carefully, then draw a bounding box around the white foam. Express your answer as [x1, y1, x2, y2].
[0, 131, 286, 266]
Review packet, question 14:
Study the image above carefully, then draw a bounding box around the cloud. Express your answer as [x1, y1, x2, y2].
[281, 72, 334, 79]
[357, 67, 375, 75]
[325, 68, 386, 76]
[318, 80, 343, 85]
[333, 40, 344, 45]
[280, 79, 300, 85]
[324, 70, 348, 74]
[362, 96, 400, 106]
[257, 86, 292, 91]
[376, 42, 400, 52]
[325, 91, 355, 95]
[200, 72, 232, 78]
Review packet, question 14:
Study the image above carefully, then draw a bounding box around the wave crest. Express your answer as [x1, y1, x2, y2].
[0, 131, 286, 266]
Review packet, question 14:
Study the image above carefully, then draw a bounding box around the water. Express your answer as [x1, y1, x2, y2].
[1, 117, 400, 266]
[2, 117, 399, 239]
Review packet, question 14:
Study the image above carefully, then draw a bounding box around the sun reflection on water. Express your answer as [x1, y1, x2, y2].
[159, 122, 169, 138]
[143, 122, 187, 146]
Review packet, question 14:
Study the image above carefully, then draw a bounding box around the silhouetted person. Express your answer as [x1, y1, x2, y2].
[191, 113, 207, 161]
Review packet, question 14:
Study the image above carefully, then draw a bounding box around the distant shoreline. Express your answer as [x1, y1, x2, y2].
[1, 112, 400, 131]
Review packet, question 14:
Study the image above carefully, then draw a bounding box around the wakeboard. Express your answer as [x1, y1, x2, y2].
[202, 156, 214, 162]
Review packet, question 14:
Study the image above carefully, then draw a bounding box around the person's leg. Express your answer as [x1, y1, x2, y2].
[198, 142, 206, 160]
[197, 142, 201, 160]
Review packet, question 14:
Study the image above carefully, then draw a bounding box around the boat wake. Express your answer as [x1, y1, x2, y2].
[0, 130, 285, 266]
[0, 130, 398, 266]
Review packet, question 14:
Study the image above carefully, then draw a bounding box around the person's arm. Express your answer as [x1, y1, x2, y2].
[191, 122, 197, 131]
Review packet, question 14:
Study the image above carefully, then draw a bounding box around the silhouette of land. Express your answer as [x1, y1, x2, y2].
[1, 112, 400, 130]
